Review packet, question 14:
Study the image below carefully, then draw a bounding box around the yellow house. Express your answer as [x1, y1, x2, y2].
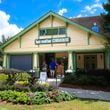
[0, 11, 110, 75]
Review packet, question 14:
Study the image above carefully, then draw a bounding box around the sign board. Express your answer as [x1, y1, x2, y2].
[40, 72, 47, 82]
[35, 37, 70, 45]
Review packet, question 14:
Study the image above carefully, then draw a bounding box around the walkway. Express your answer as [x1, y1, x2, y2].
[59, 87, 110, 101]
[47, 78, 110, 101]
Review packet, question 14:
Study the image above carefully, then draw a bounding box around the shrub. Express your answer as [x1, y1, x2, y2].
[63, 74, 110, 87]
[0, 90, 75, 105]
[15, 81, 29, 86]
[0, 90, 31, 104]
[31, 92, 52, 104]
[47, 90, 75, 102]
[29, 82, 55, 92]
[0, 74, 8, 83]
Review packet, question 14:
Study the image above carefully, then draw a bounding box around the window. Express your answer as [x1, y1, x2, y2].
[59, 28, 66, 35]
[39, 29, 46, 36]
[46, 28, 58, 35]
[39, 27, 66, 36]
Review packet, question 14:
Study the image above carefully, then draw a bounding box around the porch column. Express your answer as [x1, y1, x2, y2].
[68, 51, 73, 70]
[3, 54, 7, 68]
[105, 51, 110, 70]
[33, 53, 39, 70]
[73, 52, 77, 72]
[68, 51, 76, 72]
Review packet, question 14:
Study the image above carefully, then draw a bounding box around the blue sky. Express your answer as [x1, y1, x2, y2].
[0, 0, 107, 40]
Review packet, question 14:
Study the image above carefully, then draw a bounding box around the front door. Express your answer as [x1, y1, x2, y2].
[84, 55, 97, 70]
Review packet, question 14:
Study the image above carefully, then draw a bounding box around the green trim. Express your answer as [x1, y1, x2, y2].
[50, 15, 53, 27]
[0, 11, 108, 49]
[39, 27, 66, 36]
[65, 22, 68, 46]
[50, 15, 53, 46]
[4, 48, 105, 55]
[87, 33, 91, 45]
[73, 52, 76, 72]
[105, 51, 110, 69]
[32, 53, 34, 70]
[3, 54, 7, 68]
[37, 24, 40, 38]
[39, 26, 65, 30]
[18, 37, 21, 48]
[6, 55, 10, 69]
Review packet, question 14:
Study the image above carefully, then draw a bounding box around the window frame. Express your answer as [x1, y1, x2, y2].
[39, 27, 66, 36]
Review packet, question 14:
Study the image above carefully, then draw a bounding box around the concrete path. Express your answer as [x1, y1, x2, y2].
[47, 78, 61, 87]
[59, 87, 110, 101]
[46, 78, 110, 101]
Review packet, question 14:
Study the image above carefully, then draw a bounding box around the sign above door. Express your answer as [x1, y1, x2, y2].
[35, 37, 70, 45]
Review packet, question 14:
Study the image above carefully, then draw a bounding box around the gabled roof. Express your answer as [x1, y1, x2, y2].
[70, 16, 110, 39]
[0, 11, 108, 49]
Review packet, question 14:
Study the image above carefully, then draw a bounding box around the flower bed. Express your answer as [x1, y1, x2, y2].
[0, 90, 75, 105]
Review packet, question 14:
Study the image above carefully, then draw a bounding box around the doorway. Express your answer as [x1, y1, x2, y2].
[84, 55, 97, 70]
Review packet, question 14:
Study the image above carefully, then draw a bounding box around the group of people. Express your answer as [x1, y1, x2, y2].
[42, 59, 64, 78]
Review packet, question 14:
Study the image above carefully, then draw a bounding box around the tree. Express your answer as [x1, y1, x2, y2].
[101, 0, 110, 33]
[1, 35, 6, 43]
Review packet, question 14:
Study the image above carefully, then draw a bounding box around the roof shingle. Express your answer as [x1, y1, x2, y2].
[70, 16, 110, 39]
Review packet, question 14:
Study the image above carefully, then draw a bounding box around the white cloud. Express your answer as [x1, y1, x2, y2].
[95, 0, 100, 3]
[81, 2, 103, 14]
[0, 10, 23, 41]
[58, 8, 68, 16]
[76, 14, 83, 18]
[0, 0, 2, 4]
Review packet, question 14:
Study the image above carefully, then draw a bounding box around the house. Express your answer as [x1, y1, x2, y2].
[0, 11, 110, 75]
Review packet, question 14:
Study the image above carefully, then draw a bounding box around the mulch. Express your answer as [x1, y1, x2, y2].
[60, 83, 110, 92]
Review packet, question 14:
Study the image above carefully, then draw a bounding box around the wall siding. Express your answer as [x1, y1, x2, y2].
[4, 16, 106, 53]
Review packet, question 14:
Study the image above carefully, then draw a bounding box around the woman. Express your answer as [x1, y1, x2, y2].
[56, 62, 64, 77]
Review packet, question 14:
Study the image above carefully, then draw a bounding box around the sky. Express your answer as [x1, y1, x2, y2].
[0, 0, 107, 41]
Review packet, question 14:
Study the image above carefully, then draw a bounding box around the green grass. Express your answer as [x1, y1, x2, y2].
[0, 99, 110, 110]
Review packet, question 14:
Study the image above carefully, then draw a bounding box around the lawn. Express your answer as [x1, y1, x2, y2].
[0, 99, 110, 110]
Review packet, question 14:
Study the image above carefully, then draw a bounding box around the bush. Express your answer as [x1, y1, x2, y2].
[0, 90, 75, 105]
[0, 74, 8, 82]
[63, 73, 110, 87]
[47, 90, 75, 102]
[0, 90, 31, 104]
[31, 92, 52, 104]
[15, 81, 29, 86]
[29, 82, 55, 92]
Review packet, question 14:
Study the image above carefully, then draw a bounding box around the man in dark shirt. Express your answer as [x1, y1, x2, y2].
[49, 59, 57, 78]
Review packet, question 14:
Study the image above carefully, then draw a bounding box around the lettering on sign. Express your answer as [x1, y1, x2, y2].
[35, 37, 70, 45]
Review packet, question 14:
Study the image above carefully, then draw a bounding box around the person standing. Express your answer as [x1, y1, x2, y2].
[42, 61, 47, 72]
[49, 59, 57, 78]
[56, 62, 64, 77]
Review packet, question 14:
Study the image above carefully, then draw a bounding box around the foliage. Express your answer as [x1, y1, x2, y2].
[0, 90, 75, 105]
[29, 82, 55, 92]
[31, 92, 52, 104]
[101, 0, 110, 32]
[15, 81, 29, 86]
[0, 74, 8, 82]
[48, 90, 75, 102]
[63, 72, 110, 87]
[0, 90, 31, 104]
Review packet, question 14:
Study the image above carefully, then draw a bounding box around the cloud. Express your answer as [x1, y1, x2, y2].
[58, 8, 68, 16]
[81, 2, 103, 14]
[76, 14, 83, 18]
[0, 0, 2, 4]
[0, 10, 23, 41]
[95, 0, 100, 3]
